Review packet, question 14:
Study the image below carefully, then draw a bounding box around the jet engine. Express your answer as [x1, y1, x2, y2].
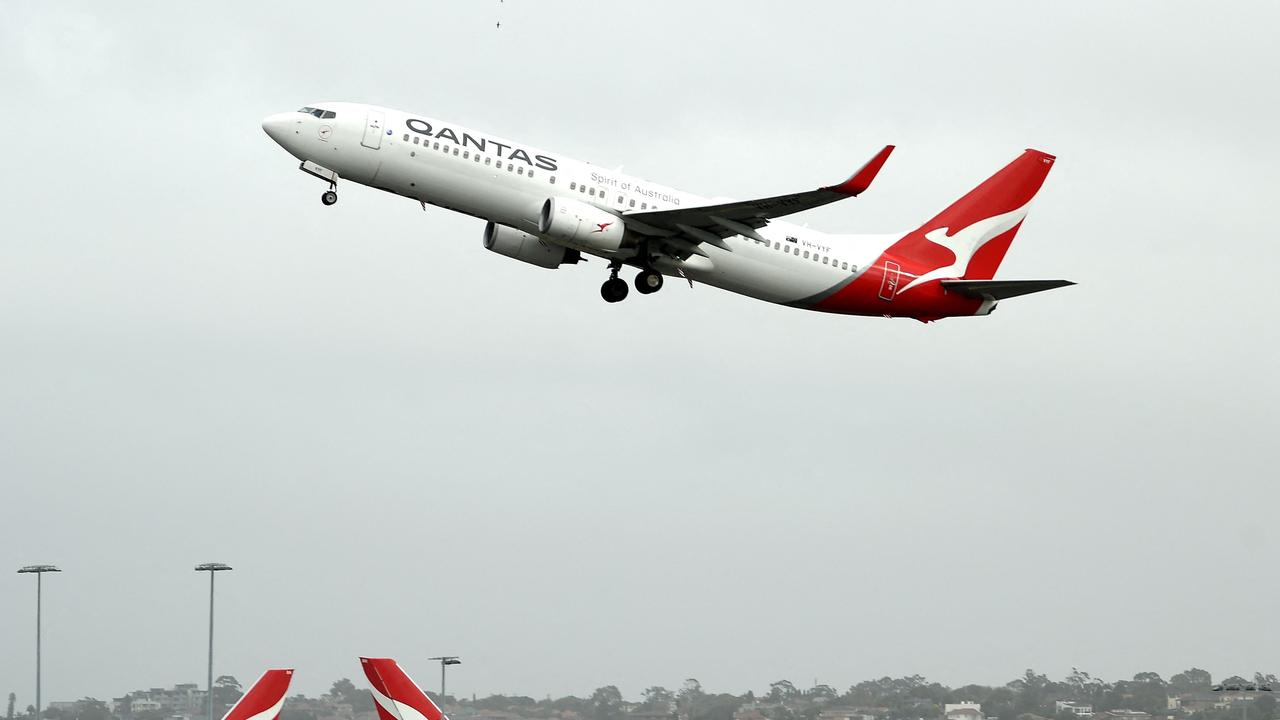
[483, 222, 579, 269]
[538, 198, 626, 253]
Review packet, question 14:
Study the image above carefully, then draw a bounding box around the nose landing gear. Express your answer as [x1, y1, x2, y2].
[300, 161, 340, 207]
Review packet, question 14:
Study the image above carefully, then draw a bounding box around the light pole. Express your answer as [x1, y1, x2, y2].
[427, 657, 461, 700]
[17, 565, 61, 720]
[195, 563, 232, 720]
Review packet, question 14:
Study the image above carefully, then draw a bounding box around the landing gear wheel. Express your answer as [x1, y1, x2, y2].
[601, 277, 629, 303]
[321, 190, 338, 206]
[635, 269, 664, 294]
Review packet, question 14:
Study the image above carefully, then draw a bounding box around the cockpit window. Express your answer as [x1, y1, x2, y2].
[311, 109, 325, 117]
[298, 107, 316, 114]
[320, 110, 336, 119]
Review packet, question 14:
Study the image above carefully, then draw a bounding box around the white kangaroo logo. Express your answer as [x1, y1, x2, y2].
[896, 201, 1031, 294]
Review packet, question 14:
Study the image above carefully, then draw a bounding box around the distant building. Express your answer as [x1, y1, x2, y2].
[1092, 711, 1149, 720]
[1173, 694, 1227, 713]
[819, 709, 877, 720]
[945, 703, 983, 720]
[629, 710, 676, 720]
[1055, 702, 1093, 717]
[115, 684, 207, 718]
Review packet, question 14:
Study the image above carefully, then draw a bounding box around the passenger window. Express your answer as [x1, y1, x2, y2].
[518, 166, 524, 175]
[629, 199, 635, 208]
[570, 181, 577, 190]
[581, 185, 587, 193]
[485, 157, 491, 166]
[641, 203, 647, 209]
[434, 142, 440, 150]
[529, 170, 535, 178]
[774, 242, 781, 250]
[453, 148, 459, 156]
[463, 151, 469, 159]
[617, 195, 624, 204]
[841, 262, 849, 270]
[589, 188, 595, 196]
[507, 164, 514, 172]
[785, 246, 791, 254]
[803, 251, 810, 259]
[413, 136, 420, 145]
[474, 154, 480, 162]
[549, 176, 555, 184]
[403, 134, 410, 142]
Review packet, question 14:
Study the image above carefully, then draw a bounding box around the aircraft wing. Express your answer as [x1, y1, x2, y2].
[623, 145, 894, 254]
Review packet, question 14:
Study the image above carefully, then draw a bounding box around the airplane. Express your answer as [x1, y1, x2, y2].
[360, 657, 448, 720]
[220, 669, 295, 720]
[261, 103, 1073, 321]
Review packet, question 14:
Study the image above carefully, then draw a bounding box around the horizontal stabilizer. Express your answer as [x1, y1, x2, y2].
[940, 279, 1075, 300]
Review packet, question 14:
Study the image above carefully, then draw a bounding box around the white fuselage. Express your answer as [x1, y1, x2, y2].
[262, 102, 906, 308]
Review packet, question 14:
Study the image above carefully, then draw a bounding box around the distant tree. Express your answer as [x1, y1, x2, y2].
[590, 686, 623, 720]
[680, 681, 704, 700]
[1171, 670, 1213, 691]
[1255, 674, 1278, 687]
[768, 682, 797, 704]
[327, 679, 373, 714]
[1008, 670, 1053, 715]
[679, 680, 705, 720]
[76, 698, 111, 720]
[642, 688, 675, 711]
[697, 694, 745, 720]
[329, 680, 357, 699]
[983, 687, 1017, 720]
[808, 686, 837, 702]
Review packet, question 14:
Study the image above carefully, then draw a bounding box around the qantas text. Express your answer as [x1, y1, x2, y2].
[406, 118, 557, 171]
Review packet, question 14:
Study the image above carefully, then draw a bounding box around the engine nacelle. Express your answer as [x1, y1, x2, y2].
[538, 198, 626, 253]
[483, 222, 579, 269]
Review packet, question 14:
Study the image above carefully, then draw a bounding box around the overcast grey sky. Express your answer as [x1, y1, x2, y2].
[3, 0, 1279, 706]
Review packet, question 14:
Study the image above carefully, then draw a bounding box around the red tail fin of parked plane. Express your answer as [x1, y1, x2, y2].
[221, 670, 294, 720]
[361, 658, 446, 720]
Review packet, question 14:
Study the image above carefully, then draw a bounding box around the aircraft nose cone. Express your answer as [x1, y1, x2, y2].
[261, 113, 293, 144]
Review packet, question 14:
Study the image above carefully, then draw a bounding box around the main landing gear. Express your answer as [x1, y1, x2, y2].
[634, 269, 663, 294]
[601, 261, 629, 303]
[321, 189, 338, 206]
[600, 263, 665, 303]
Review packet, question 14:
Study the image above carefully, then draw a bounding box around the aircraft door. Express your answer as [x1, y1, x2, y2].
[878, 261, 901, 301]
[361, 109, 385, 149]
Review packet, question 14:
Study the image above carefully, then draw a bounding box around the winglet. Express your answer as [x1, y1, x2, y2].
[823, 145, 895, 196]
[221, 669, 294, 720]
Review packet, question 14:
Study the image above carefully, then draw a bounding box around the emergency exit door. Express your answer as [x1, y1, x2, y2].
[361, 109, 385, 149]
